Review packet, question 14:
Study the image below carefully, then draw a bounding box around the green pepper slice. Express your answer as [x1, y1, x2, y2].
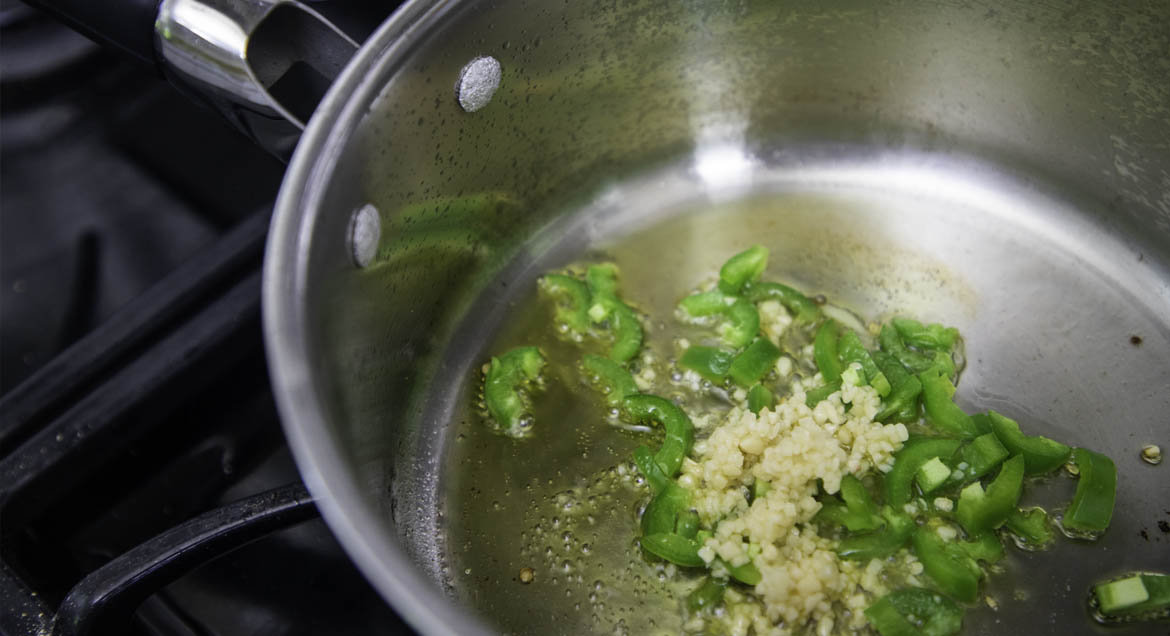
[742, 281, 821, 323]
[1004, 507, 1054, 547]
[640, 532, 705, 567]
[892, 317, 960, 351]
[1094, 573, 1170, 617]
[687, 578, 727, 612]
[805, 380, 843, 407]
[919, 371, 980, 439]
[949, 532, 1004, 564]
[679, 346, 735, 384]
[675, 509, 700, 538]
[883, 587, 964, 636]
[864, 596, 919, 636]
[585, 263, 619, 299]
[581, 354, 638, 406]
[873, 351, 923, 423]
[747, 383, 774, 414]
[727, 559, 763, 586]
[955, 454, 1025, 535]
[718, 245, 768, 294]
[837, 507, 915, 561]
[1063, 447, 1117, 535]
[815, 497, 881, 532]
[728, 338, 782, 388]
[623, 395, 695, 478]
[885, 437, 963, 508]
[814, 319, 845, 383]
[958, 432, 1010, 482]
[641, 482, 691, 535]
[839, 330, 892, 396]
[879, 324, 936, 373]
[483, 346, 546, 436]
[986, 411, 1071, 476]
[633, 444, 670, 494]
[679, 290, 733, 317]
[719, 299, 760, 348]
[583, 264, 643, 361]
[606, 301, 643, 362]
[841, 474, 880, 519]
[912, 527, 981, 603]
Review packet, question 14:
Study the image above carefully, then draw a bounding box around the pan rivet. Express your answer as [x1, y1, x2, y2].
[348, 204, 380, 268]
[456, 56, 501, 113]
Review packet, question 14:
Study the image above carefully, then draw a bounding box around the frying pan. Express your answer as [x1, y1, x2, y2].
[30, 0, 1170, 633]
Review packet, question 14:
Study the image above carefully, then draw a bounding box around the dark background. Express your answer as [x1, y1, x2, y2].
[0, 2, 416, 634]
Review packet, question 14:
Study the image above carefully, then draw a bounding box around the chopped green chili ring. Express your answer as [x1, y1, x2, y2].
[679, 346, 735, 384]
[728, 338, 782, 388]
[742, 281, 821, 323]
[606, 301, 643, 362]
[1064, 447, 1117, 535]
[719, 299, 760, 348]
[885, 437, 963, 508]
[919, 371, 980, 439]
[880, 324, 936, 373]
[839, 330, 892, 396]
[687, 578, 727, 612]
[623, 395, 695, 478]
[718, 245, 769, 294]
[958, 432, 1010, 482]
[679, 290, 733, 317]
[955, 454, 1025, 535]
[640, 532, 704, 567]
[1095, 573, 1170, 617]
[1004, 507, 1054, 547]
[633, 445, 670, 494]
[892, 317, 960, 351]
[585, 263, 619, 299]
[641, 482, 690, 535]
[579, 264, 643, 361]
[728, 559, 762, 586]
[805, 380, 842, 408]
[539, 274, 592, 333]
[882, 587, 965, 636]
[675, 509, 700, 538]
[986, 411, 1071, 476]
[581, 354, 638, 406]
[912, 527, 981, 603]
[747, 383, 774, 414]
[873, 351, 923, 423]
[864, 596, 920, 636]
[837, 507, 915, 561]
[814, 319, 845, 383]
[483, 346, 546, 436]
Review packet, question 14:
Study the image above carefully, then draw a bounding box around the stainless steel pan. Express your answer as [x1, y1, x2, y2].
[34, 0, 1170, 633]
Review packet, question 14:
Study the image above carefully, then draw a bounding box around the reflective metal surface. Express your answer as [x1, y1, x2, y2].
[155, 0, 357, 156]
[263, 0, 1170, 633]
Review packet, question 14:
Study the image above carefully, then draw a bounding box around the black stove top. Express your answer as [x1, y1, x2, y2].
[1, 3, 412, 634]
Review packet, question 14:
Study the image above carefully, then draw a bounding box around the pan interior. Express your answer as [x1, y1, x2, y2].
[424, 148, 1170, 635]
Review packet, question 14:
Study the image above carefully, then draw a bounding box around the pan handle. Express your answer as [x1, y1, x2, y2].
[25, 0, 361, 158]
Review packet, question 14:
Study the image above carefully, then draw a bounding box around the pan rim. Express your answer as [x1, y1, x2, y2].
[262, 1, 492, 634]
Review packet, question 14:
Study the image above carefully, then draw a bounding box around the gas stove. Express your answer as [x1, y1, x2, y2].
[0, 3, 412, 634]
